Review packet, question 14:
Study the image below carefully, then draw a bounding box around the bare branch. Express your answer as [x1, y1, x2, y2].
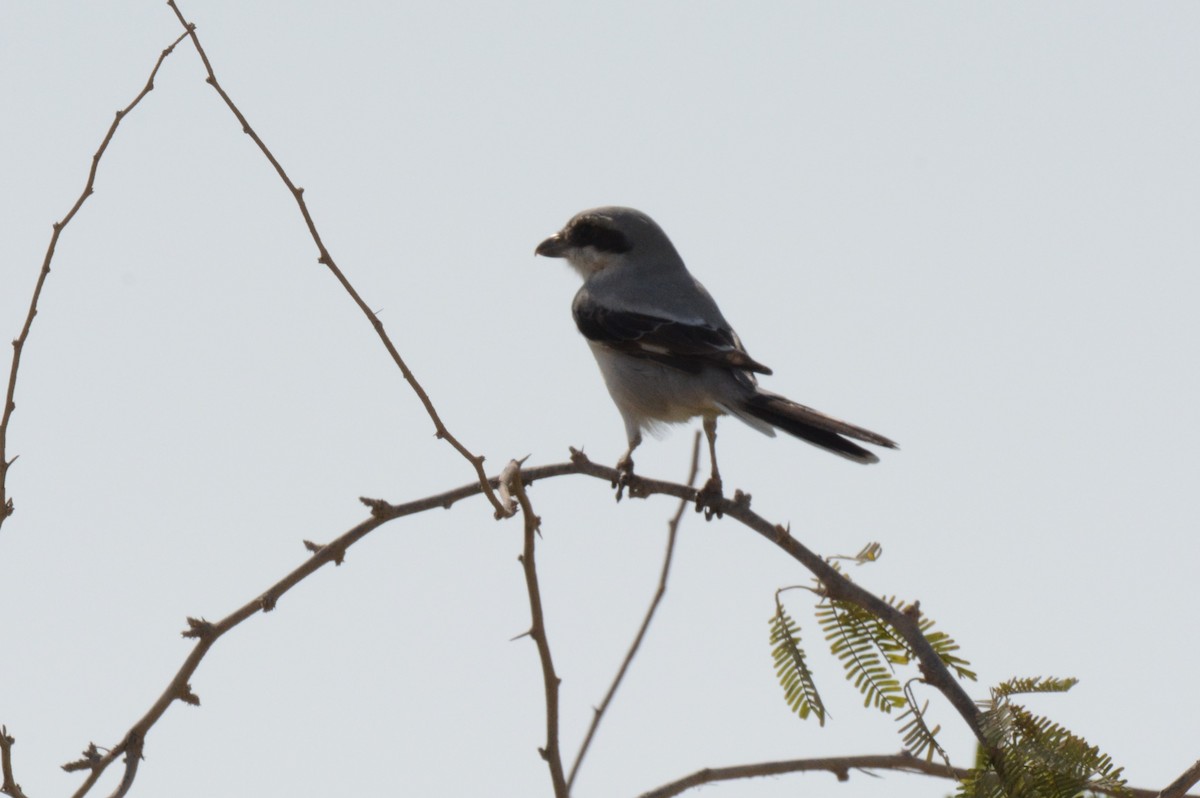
[1159, 760, 1200, 798]
[52, 448, 1091, 796]
[392, 451, 990, 757]
[104, 733, 142, 798]
[66, 509, 396, 797]
[638, 752, 968, 798]
[61, 743, 102, 774]
[505, 461, 568, 797]
[42, 448, 1185, 796]
[0, 726, 30, 798]
[0, 29, 189, 533]
[638, 750, 1197, 798]
[163, 0, 511, 519]
[568, 432, 702, 791]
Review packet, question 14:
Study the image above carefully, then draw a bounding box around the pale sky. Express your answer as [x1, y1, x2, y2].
[2, 3, 1199, 797]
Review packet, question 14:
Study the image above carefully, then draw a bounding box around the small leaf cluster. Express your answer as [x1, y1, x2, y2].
[769, 600, 826, 725]
[958, 677, 1128, 798]
[767, 549, 1128, 797]
[766, 550, 972, 763]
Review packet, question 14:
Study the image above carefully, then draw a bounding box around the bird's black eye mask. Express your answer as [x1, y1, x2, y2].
[567, 219, 632, 254]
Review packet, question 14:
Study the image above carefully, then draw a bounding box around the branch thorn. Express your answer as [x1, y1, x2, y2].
[181, 616, 215, 640]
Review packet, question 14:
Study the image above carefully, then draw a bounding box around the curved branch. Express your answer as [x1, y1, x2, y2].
[0, 726, 30, 798]
[164, 0, 510, 519]
[638, 752, 967, 798]
[379, 450, 991, 751]
[105, 733, 142, 798]
[505, 461, 568, 797]
[59, 448, 992, 796]
[0, 29, 190, 533]
[66, 506, 395, 797]
[638, 751, 1195, 798]
[568, 433, 702, 791]
[515, 453, 989, 750]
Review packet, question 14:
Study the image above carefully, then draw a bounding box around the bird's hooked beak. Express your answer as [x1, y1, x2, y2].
[535, 232, 568, 258]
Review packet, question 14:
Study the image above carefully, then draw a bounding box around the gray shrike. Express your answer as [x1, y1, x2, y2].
[536, 206, 896, 500]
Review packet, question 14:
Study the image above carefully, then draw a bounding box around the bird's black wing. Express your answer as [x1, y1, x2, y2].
[572, 295, 772, 375]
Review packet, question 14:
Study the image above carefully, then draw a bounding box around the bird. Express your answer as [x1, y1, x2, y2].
[535, 206, 896, 505]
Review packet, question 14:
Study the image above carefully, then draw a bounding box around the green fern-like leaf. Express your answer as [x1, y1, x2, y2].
[816, 600, 905, 713]
[960, 682, 1128, 798]
[769, 602, 827, 725]
[923, 628, 977, 681]
[955, 744, 1004, 798]
[1006, 704, 1126, 794]
[875, 595, 977, 681]
[897, 682, 949, 764]
[830, 599, 912, 665]
[991, 676, 1078, 699]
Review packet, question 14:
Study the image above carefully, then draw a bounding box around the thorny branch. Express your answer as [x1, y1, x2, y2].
[61, 508, 395, 797]
[8, 450, 1185, 798]
[1, 726, 30, 798]
[164, 0, 510, 519]
[108, 734, 143, 798]
[639, 751, 1199, 798]
[498, 452, 992, 758]
[639, 752, 970, 798]
[0, 29, 190, 533]
[567, 433, 702, 792]
[75, 446, 998, 798]
[504, 461, 569, 798]
[375, 451, 1001, 769]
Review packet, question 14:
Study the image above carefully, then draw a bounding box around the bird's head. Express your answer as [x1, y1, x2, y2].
[535, 206, 676, 279]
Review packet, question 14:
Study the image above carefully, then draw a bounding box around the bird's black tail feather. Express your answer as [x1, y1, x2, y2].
[739, 391, 898, 464]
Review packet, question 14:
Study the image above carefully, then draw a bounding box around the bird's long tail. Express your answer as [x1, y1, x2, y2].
[735, 390, 898, 464]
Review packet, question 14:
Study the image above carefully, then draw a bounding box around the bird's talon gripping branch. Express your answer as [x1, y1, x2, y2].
[695, 476, 725, 520]
[614, 470, 633, 500]
[613, 451, 637, 501]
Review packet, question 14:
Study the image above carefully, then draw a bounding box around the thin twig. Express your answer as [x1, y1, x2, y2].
[1159, 760, 1200, 798]
[164, 0, 510, 519]
[106, 733, 142, 798]
[505, 461, 569, 797]
[0, 29, 190, 533]
[638, 752, 968, 798]
[638, 751, 1197, 798]
[0, 726, 30, 798]
[567, 432, 702, 791]
[65, 503, 396, 797]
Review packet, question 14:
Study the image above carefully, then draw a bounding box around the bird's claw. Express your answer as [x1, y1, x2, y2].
[694, 476, 724, 520]
[614, 455, 638, 501]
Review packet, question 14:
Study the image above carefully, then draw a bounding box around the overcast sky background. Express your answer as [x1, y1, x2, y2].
[2, 3, 1199, 797]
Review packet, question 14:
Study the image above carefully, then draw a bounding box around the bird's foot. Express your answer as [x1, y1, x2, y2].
[694, 476, 724, 520]
[614, 455, 639, 502]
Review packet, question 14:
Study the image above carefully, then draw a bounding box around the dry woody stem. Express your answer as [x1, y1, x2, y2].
[505, 462, 569, 797]
[47, 450, 1196, 798]
[163, 0, 510, 519]
[567, 433, 702, 791]
[1, 726, 30, 798]
[0, 30, 190, 532]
